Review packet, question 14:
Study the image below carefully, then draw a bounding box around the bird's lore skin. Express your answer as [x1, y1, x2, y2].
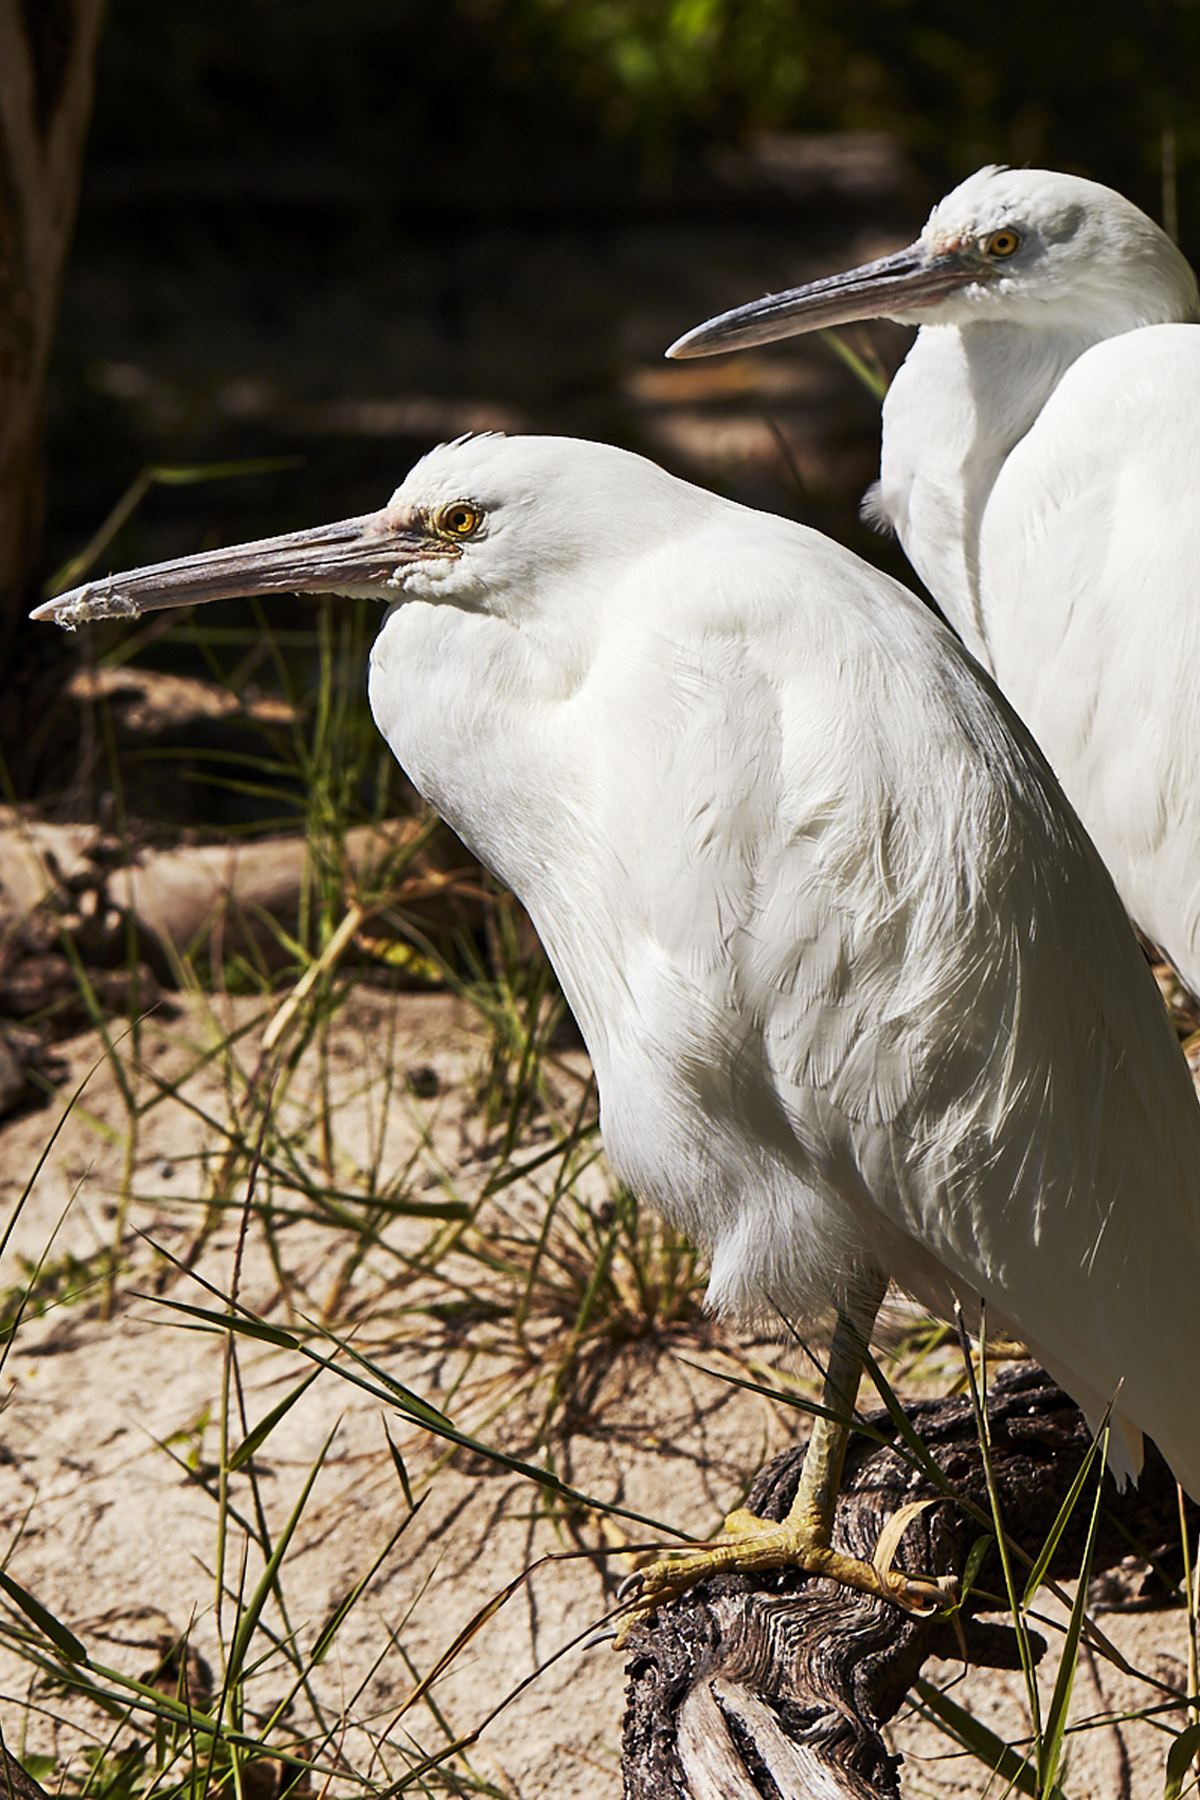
[35, 435, 1200, 1518]
[670, 164, 1200, 997]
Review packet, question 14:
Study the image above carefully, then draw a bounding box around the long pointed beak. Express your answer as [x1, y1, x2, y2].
[666, 241, 978, 358]
[32, 510, 438, 630]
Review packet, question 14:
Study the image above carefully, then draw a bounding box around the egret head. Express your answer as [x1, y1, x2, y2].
[368, 433, 715, 621]
[32, 434, 715, 633]
[668, 165, 1200, 357]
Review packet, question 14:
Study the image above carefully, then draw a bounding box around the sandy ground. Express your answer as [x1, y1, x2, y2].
[0, 988, 1195, 1799]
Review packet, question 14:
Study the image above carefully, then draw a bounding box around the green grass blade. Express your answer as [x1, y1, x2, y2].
[150, 1278, 690, 1537]
[0, 1185, 89, 1373]
[481, 1121, 600, 1196]
[310, 1501, 425, 1666]
[912, 1677, 1056, 1797]
[146, 1289, 460, 1431]
[45, 457, 304, 596]
[860, 1343, 973, 1495]
[819, 328, 889, 400]
[224, 1425, 338, 1693]
[1038, 1429, 1109, 1797]
[1022, 1397, 1114, 1606]
[0, 1051, 106, 1266]
[956, 1310, 1044, 1747]
[384, 1423, 415, 1509]
[144, 1295, 299, 1350]
[1164, 1720, 1200, 1798]
[0, 1570, 89, 1664]
[228, 1368, 322, 1472]
[680, 1357, 892, 1443]
[957, 1532, 995, 1608]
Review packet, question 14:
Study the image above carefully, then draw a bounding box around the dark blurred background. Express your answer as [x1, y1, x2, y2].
[6, 0, 1200, 804]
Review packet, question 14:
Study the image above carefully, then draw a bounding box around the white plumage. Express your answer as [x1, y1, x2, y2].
[669, 166, 1200, 994]
[35, 433, 1200, 1508]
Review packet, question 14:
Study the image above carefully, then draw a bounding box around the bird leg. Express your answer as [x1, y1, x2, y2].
[617, 1281, 947, 1642]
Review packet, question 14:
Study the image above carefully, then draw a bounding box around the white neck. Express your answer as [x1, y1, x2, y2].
[876, 319, 1096, 662]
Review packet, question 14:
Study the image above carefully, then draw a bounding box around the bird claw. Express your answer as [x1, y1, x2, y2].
[609, 1514, 954, 1648]
[615, 1569, 648, 1603]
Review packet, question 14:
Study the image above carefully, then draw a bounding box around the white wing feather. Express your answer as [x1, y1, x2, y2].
[979, 323, 1200, 991]
[574, 521, 1200, 1491]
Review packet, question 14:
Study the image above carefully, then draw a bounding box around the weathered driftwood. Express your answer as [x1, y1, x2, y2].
[0, 808, 485, 961]
[0, 808, 490, 1114]
[105, 817, 487, 964]
[622, 1365, 1193, 1800]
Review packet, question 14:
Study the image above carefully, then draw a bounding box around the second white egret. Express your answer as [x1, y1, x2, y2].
[670, 166, 1200, 994]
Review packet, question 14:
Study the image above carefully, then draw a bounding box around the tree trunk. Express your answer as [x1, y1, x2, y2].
[621, 1366, 1195, 1799]
[0, 0, 106, 683]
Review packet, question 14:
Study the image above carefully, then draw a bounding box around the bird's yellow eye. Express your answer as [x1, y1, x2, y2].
[434, 502, 483, 539]
[984, 228, 1022, 259]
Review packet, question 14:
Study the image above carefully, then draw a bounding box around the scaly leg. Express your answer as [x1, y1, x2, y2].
[617, 1278, 945, 1640]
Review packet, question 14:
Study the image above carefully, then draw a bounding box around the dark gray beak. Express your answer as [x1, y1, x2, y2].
[32, 511, 438, 629]
[666, 241, 979, 358]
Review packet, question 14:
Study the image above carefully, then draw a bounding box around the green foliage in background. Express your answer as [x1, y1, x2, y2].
[89, 0, 1200, 239]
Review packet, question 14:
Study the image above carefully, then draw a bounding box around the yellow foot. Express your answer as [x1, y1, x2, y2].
[614, 1505, 952, 1647]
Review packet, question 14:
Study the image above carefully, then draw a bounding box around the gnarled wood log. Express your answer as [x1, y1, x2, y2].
[622, 1366, 1193, 1799]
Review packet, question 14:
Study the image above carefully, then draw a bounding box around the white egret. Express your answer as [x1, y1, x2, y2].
[33, 433, 1200, 1618]
[669, 166, 1200, 995]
